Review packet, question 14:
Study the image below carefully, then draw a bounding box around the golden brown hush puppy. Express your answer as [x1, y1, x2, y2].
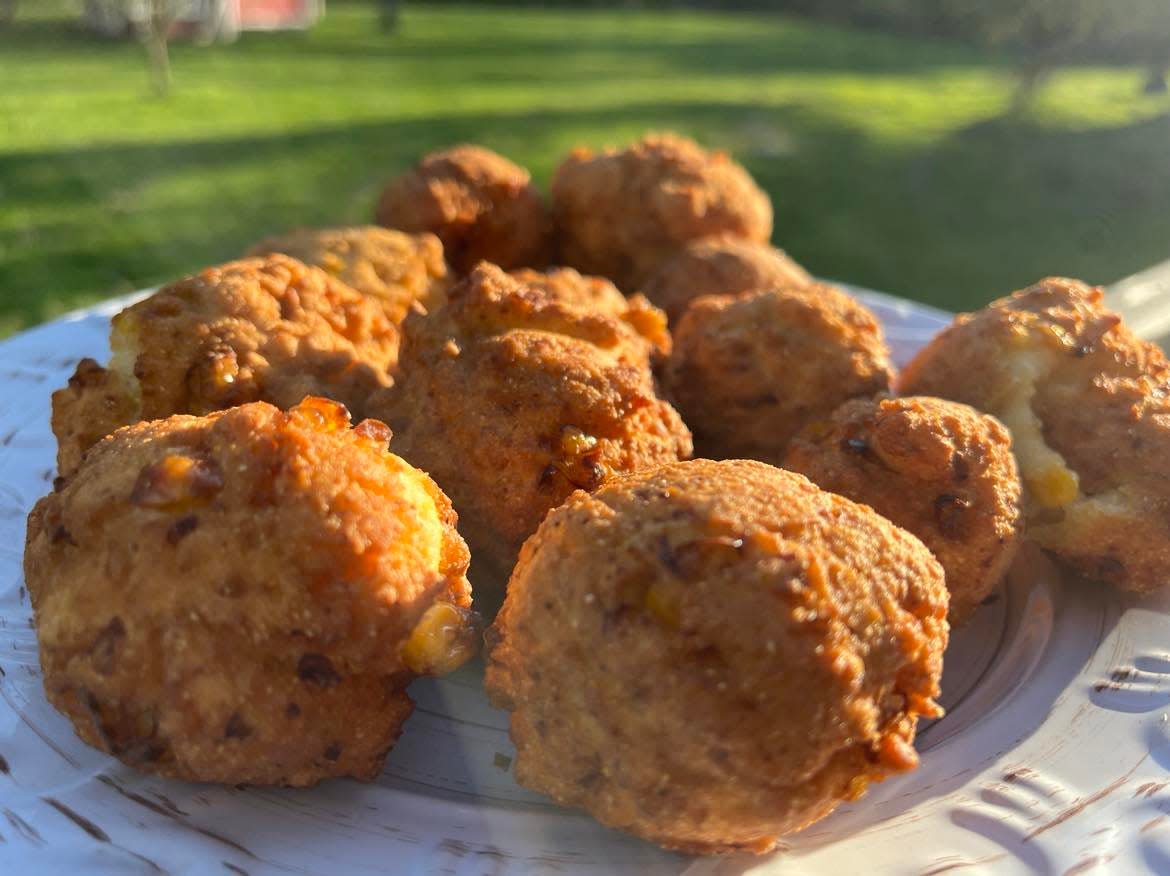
[551, 133, 773, 292]
[785, 396, 1023, 623]
[485, 459, 947, 855]
[900, 277, 1170, 593]
[662, 285, 894, 465]
[25, 398, 475, 786]
[641, 236, 812, 323]
[508, 266, 671, 362]
[375, 263, 692, 593]
[51, 255, 396, 478]
[375, 144, 552, 273]
[246, 225, 450, 328]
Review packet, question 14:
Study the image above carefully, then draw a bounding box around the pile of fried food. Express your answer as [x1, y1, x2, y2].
[23, 133, 1170, 855]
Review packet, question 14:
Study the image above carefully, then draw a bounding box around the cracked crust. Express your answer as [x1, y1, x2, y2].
[247, 225, 451, 332]
[26, 398, 473, 786]
[373, 263, 692, 593]
[551, 133, 773, 292]
[785, 396, 1023, 624]
[662, 285, 894, 465]
[51, 255, 397, 479]
[485, 459, 947, 854]
[900, 277, 1170, 593]
[375, 145, 552, 273]
[508, 266, 672, 363]
[641, 236, 812, 323]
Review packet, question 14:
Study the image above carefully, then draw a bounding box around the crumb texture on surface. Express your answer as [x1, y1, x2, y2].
[376, 263, 691, 592]
[641, 236, 812, 323]
[247, 225, 451, 331]
[551, 133, 773, 292]
[51, 254, 397, 478]
[786, 395, 1023, 623]
[901, 276, 1170, 593]
[376, 144, 552, 273]
[486, 459, 947, 854]
[663, 284, 893, 464]
[26, 398, 473, 786]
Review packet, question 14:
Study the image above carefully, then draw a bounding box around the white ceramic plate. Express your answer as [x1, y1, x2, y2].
[1, 289, 1168, 875]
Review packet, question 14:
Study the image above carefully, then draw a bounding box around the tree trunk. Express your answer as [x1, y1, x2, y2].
[381, 0, 400, 33]
[146, 0, 172, 97]
[1144, 64, 1169, 96]
[1009, 59, 1050, 115]
[0, 0, 16, 28]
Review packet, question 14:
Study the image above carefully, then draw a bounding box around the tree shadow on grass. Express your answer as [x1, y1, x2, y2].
[259, 20, 997, 77]
[0, 16, 130, 52]
[890, 110, 1170, 304]
[2, 102, 1168, 331]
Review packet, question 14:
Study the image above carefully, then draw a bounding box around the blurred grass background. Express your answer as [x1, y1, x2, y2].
[1, 0, 1168, 336]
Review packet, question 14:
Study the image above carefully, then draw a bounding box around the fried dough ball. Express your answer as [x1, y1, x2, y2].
[551, 134, 773, 291]
[25, 398, 475, 786]
[900, 277, 1170, 593]
[246, 225, 450, 327]
[662, 285, 894, 464]
[508, 266, 671, 361]
[51, 255, 396, 478]
[375, 145, 552, 273]
[785, 396, 1023, 623]
[485, 459, 947, 854]
[641, 236, 813, 323]
[376, 263, 692, 592]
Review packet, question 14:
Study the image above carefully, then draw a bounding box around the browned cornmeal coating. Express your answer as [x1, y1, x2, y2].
[641, 236, 812, 323]
[246, 225, 450, 328]
[486, 459, 947, 855]
[375, 145, 552, 273]
[508, 266, 671, 362]
[551, 133, 773, 292]
[375, 263, 692, 592]
[25, 398, 476, 786]
[662, 285, 894, 465]
[900, 277, 1170, 593]
[51, 255, 396, 479]
[785, 396, 1023, 623]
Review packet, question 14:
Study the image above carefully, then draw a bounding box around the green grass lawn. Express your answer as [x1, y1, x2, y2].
[1, 1, 1168, 336]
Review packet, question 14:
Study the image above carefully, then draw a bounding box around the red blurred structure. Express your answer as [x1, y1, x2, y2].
[82, 1, 323, 41]
[236, 0, 322, 30]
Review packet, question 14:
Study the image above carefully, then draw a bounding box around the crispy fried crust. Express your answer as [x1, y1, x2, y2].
[785, 396, 1022, 623]
[374, 263, 692, 592]
[51, 358, 140, 481]
[900, 277, 1170, 593]
[375, 145, 552, 273]
[485, 459, 947, 854]
[641, 236, 812, 323]
[662, 285, 894, 464]
[247, 225, 451, 330]
[51, 255, 396, 478]
[551, 134, 773, 292]
[508, 266, 672, 362]
[25, 398, 473, 786]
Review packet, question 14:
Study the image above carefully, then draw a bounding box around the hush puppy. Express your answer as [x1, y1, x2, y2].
[662, 285, 894, 464]
[508, 266, 671, 362]
[551, 133, 773, 291]
[52, 255, 396, 478]
[900, 277, 1170, 593]
[485, 459, 947, 854]
[247, 225, 450, 328]
[376, 263, 692, 592]
[25, 398, 475, 786]
[375, 144, 552, 273]
[785, 396, 1023, 623]
[641, 236, 812, 323]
